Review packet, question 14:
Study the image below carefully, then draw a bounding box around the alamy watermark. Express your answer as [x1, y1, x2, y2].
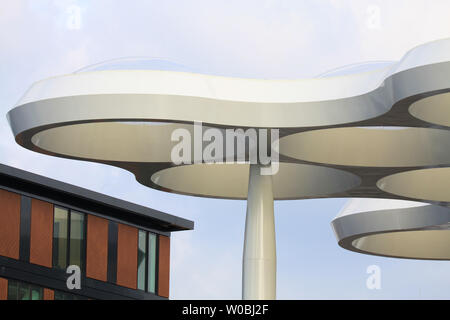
[366, 4, 381, 30]
[66, 265, 81, 290]
[66, 5, 82, 30]
[170, 122, 280, 175]
[366, 265, 381, 290]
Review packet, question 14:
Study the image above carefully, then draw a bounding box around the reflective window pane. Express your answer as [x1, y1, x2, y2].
[137, 230, 147, 291]
[7, 280, 18, 300]
[54, 291, 64, 300]
[18, 283, 30, 300]
[53, 207, 69, 269]
[31, 285, 43, 300]
[8, 281, 43, 300]
[70, 211, 85, 269]
[147, 233, 157, 293]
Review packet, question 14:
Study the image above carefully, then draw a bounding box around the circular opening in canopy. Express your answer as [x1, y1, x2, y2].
[31, 121, 257, 163]
[333, 199, 450, 260]
[377, 167, 450, 202]
[31, 121, 195, 162]
[352, 230, 450, 260]
[278, 127, 450, 167]
[409, 92, 450, 127]
[150, 163, 360, 200]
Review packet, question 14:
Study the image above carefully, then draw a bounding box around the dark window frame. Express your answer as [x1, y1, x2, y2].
[7, 279, 44, 300]
[137, 230, 159, 294]
[54, 290, 88, 300]
[52, 206, 87, 274]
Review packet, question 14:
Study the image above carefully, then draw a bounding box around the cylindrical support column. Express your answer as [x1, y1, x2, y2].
[242, 164, 276, 300]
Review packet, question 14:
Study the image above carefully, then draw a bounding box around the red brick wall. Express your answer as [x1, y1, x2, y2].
[0, 186, 173, 299]
[158, 235, 170, 298]
[116, 224, 138, 289]
[0, 277, 7, 300]
[30, 199, 54, 267]
[43, 288, 54, 300]
[0, 189, 21, 259]
[86, 215, 108, 281]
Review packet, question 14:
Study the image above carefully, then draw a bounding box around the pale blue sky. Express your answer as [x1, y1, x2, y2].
[1, 0, 450, 299]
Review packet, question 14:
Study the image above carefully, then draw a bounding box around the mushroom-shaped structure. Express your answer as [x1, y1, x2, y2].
[7, 39, 450, 299]
[332, 199, 450, 260]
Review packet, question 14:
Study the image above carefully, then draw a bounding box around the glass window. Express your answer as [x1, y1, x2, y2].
[7, 280, 18, 300]
[8, 280, 43, 300]
[18, 284, 30, 300]
[147, 233, 157, 293]
[137, 230, 158, 294]
[53, 207, 86, 270]
[53, 207, 69, 269]
[31, 285, 43, 300]
[137, 230, 147, 291]
[70, 211, 85, 269]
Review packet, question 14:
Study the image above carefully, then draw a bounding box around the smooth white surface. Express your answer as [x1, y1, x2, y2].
[337, 198, 427, 218]
[9, 38, 450, 134]
[242, 165, 276, 300]
[16, 63, 386, 105]
[332, 201, 450, 260]
[16, 38, 450, 105]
